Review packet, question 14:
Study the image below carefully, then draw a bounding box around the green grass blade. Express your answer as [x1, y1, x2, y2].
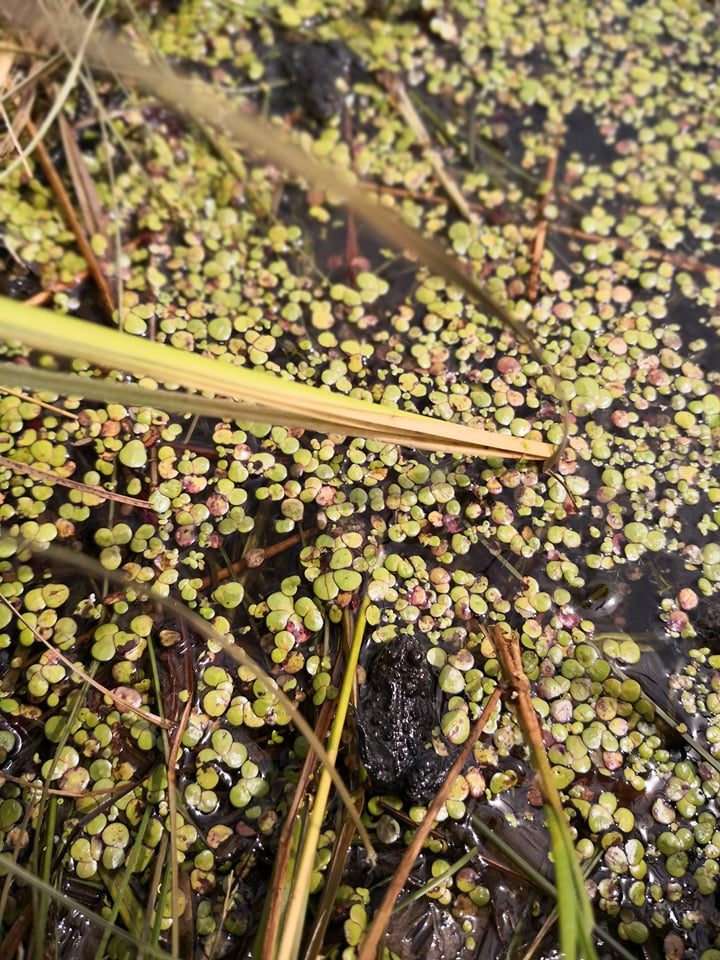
[275, 598, 369, 960]
[35, 796, 58, 960]
[150, 845, 173, 948]
[95, 801, 153, 959]
[545, 806, 579, 960]
[470, 817, 636, 960]
[0, 855, 170, 960]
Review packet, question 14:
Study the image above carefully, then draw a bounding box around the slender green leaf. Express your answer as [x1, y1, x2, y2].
[95, 802, 153, 959]
[0, 855, 170, 960]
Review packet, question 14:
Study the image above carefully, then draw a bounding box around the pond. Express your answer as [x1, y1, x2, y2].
[0, 1, 718, 958]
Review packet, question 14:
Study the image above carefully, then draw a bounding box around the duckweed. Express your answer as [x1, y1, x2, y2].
[0, 0, 718, 955]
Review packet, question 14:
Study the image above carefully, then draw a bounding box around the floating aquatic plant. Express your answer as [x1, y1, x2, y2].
[0, 0, 717, 958]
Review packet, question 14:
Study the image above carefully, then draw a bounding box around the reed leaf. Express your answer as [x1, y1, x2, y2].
[0, 297, 554, 460]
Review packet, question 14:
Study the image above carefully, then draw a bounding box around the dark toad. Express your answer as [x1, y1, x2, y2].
[357, 636, 450, 803]
[286, 41, 352, 123]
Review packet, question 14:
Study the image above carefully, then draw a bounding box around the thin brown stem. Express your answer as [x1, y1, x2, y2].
[548, 222, 714, 275]
[527, 149, 558, 303]
[357, 684, 502, 960]
[200, 529, 316, 590]
[488, 625, 559, 810]
[26, 117, 116, 318]
[381, 74, 478, 226]
[0, 453, 151, 509]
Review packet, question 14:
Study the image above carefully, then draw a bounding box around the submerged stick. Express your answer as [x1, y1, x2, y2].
[357, 684, 502, 960]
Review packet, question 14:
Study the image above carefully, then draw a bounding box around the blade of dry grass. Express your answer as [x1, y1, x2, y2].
[303, 799, 362, 959]
[0, 301, 555, 460]
[0, 362, 539, 460]
[0, 0, 105, 183]
[380, 73, 478, 225]
[0, 384, 79, 419]
[0, 50, 35, 171]
[58, 111, 106, 235]
[0, 452, 152, 508]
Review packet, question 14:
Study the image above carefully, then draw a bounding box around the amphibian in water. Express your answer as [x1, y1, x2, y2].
[357, 636, 450, 802]
[286, 41, 352, 123]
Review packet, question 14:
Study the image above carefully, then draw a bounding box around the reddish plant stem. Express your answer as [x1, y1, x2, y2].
[200, 528, 316, 590]
[548, 222, 715, 275]
[26, 118, 116, 320]
[358, 683, 503, 960]
[527, 148, 558, 302]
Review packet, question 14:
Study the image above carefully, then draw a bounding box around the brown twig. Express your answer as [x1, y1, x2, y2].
[377, 798, 533, 887]
[488, 625, 557, 803]
[381, 74, 479, 226]
[25, 117, 116, 319]
[521, 902, 561, 960]
[548, 222, 716, 276]
[0, 595, 172, 729]
[0, 905, 31, 960]
[357, 684, 502, 960]
[23, 270, 88, 305]
[0, 453, 152, 509]
[527, 149, 558, 302]
[200, 529, 316, 590]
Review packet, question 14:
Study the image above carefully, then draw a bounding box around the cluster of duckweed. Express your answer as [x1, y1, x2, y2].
[0, 0, 719, 955]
